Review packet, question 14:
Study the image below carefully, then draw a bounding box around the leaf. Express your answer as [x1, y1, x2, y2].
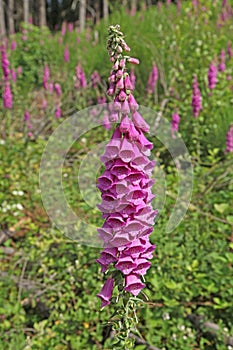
[214, 203, 229, 214]
[226, 216, 233, 225]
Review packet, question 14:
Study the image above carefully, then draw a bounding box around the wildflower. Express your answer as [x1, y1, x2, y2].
[43, 65, 50, 90]
[218, 49, 226, 72]
[227, 42, 233, 59]
[10, 40, 17, 51]
[24, 110, 30, 122]
[75, 63, 87, 89]
[208, 62, 218, 90]
[1, 46, 10, 80]
[55, 105, 62, 118]
[96, 25, 156, 307]
[11, 69, 17, 83]
[226, 125, 233, 153]
[64, 46, 70, 63]
[3, 82, 13, 109]
[191, 76, 202, 117]
[17, 66, 22, 75]
[171, 112, 180, 138]
[67, 23, 73, 32]
[147, 62, 158, 94]
[54, 83, 62, 97]
[97, 278, 114, 308]
[91, 71, 101, 88]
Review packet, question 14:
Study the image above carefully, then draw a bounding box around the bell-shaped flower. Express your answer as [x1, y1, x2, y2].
[124, 274, 145, 296]
[97, 278, 114, 308]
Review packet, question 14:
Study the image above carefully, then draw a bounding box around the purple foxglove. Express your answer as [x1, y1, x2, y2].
[226, 125, 233, 153]
[10, 40, 17, 51]
[55, 105, 62, 118]
[24, 110, 30, 122]
[64, 46, 70, 63]
[96, 25, 156, 307]
[97, 278, 114, 308]
[54, 83, 62, 97]
[227, 42, 233, 59]
[147, 62, 158, 94]
[218, 49, 226, 72]
[171, 112, 180, 139]
[3, 82, 13, 109]
[11, 69, 17, 83]
[208, 62, 218, 90]
[124, 274, 146, 296]
[75, 63, 87, 89]
[1, 46, 10, 80]
[91, 70, 101, 88]
[191, 76, 202, 117]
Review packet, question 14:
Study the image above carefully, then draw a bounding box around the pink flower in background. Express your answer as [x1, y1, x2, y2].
[42, 99, 47, 109]
[96, 25, 157, 306]
[157, 1, 162, 11]
[43, 65, 50, 90]
[64, 46, 70, 63]
[227, 42, 233, 58]
[177, 0, 181, 14]
[58, 37, 63, 45]
[171, 112, 180, 139]
[225, 125, 233, 153]
[147, 62, 158, 94]
[24, 110, 30, 122]
[3, 82, 13, 109]
[1, 46, 10, 80]
[10, 40, 17, 51]
[75, 63, 87, 89]
[67, 23, 73, 32]
[61, 22, 66, 36]
[218, 49, 226, 72]
[222, 0, 227, 7]
[17, 66, 23, 75]
[11, 69, 17, 83]
[191, 76, 202, 118]
[208, 62, 218, 90]
[54, 83, 62, 97]
[49, 82, 54, 93]
[55, 105, 62, 118]
[91, 71, 101, 88]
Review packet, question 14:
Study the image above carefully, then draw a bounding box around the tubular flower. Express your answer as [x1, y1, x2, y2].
[147, 62, 158, 94]
[208, 62, 218, 90]
[96, 25, 157, 307]
[64, 46, 70, 63]
[43, 64, 50, 90]
[91, 70, 101, 88]
[75, 63, 87, 89]
[3, 82, 13, 109]
[1, 45, 10, 80]
[218, 49, 226, 72]
[227, 42, 233, 59]
[191, 76, 202, 118]
[54, 83, 62, 97]
[171, 112, 180, 139]
[226, 125, 233, 153]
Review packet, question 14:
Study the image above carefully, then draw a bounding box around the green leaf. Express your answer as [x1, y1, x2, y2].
[214, 203, 229, 214]
[226, 216, 233, 224]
